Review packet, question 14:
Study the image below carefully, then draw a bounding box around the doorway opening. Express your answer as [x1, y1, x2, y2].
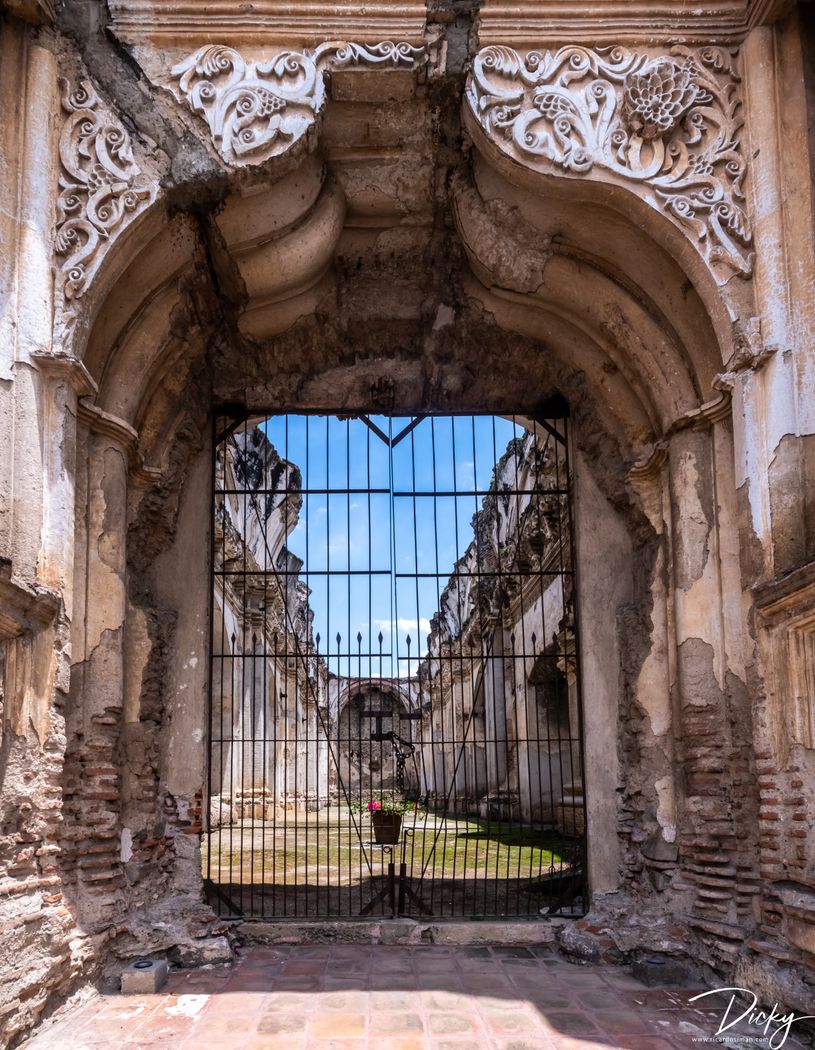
[206, 412, 586, 919]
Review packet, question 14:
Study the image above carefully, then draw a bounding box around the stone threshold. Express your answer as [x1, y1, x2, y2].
[235, 916, 571, 946]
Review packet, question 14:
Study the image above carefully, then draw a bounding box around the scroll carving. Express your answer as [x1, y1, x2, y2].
[170, 42, 425, 167]
[55, 78, 155, 327]
[465, 45, 754, 280]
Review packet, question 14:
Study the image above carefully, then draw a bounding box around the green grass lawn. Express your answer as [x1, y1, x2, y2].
[203, 811, 574, 884]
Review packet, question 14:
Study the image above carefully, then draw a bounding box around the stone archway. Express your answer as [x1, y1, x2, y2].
[5, 7, 815, 1045]
[14, 7, 808, 1028]
[331, 679, 420, 798]
[56, 122, 751, 962]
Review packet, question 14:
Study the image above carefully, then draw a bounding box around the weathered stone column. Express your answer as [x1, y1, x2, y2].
[0, 24, 93, 1047]
[735, 14, 815, 995]
[667, 408, 759, 953]
[739, 17, 815, 580]
[573, 450, 629, 895]
[63, 404, 134, 926]
[625, 448, 679, 889]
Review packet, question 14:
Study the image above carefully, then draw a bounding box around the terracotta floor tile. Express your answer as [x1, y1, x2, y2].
[194, 1013, 258, 1035]
[313, 990, 369, 1012]
[539, 1009, 602, 1037]
[283, 961, 327, 975]
[491, 1039, 558, 1050]
[368, 991, 416, 1011]
[576, 990, 628, 1010]
[256, 1011, 310, 1035]
[527, 989, 575, 1010]
[19, 944, 776, 1050]
[609, 1037, 680, 1049]
[323, 977, 369, 991]
[376, 1038, 428, 1050]
[420, 991, 470, 1010]
[305, 1039, 366, 1050]
[594, 1009, 651, 1035]
[330, 947, 372, 961]
[244, 1039, 306, 1050]
[426, 1011, 480, 1035]
[464, 976, 515, 994]
[204, 990, 267, 1016]
[416, 977, 464, 993]
[54, 1040, 123, 1050]
[324, 964, 369, 978]
[543, 1039, 617, 1050]
[227, 978, 277, 993]
[270, 976, 322, 991]
[481, 1009, 541, 1035]
[368, 1011, 424, 1035]
[307, 1011, 367, 1038]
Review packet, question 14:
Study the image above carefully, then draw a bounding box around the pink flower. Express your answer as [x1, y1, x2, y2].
[367, 801, 382, 812]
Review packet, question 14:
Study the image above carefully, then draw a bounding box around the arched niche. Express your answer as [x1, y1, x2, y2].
[62, 136, 751, 950]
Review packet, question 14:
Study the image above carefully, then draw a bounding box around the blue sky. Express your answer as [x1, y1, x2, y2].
[262, 415, 524, 678]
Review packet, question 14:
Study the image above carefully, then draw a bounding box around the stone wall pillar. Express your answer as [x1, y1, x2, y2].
[731, 13, 815, 996]
[63, 405, 134, 928]
[0, 23, 94, 1047]
[666, 412, 759, 956]
[739, 15, 815, 580]
[573, 450, 630, 895]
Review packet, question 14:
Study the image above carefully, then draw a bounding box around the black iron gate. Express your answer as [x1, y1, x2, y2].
[206, 411, 587, 919]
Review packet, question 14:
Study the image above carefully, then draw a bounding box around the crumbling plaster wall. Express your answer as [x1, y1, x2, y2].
[1, 0, 814, 1044]
[573, 450, 631, 896]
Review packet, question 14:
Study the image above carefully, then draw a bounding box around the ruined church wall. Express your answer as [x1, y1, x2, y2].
[1, 1, 815, 1045]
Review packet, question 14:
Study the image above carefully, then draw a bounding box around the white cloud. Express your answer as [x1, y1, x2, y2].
[374, 617, 432, 636]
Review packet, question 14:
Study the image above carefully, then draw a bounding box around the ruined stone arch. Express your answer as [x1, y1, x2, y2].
[58, 113, 754, 963]
[332, 678, 420, 721]
[5, 5, 815, 1044]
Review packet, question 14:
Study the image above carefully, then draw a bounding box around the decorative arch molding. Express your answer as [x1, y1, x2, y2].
[54, 77, 156, 347]
[463, 44, 754, 286]
[52, 40, 425, 356]
[450, 162, 737, 439]
[168, 41, 426, 167]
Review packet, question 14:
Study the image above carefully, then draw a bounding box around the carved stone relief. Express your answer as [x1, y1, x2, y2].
[169, 42, 425, 167]
[465, 45, 754, 281]
[55, 78, 155, 336]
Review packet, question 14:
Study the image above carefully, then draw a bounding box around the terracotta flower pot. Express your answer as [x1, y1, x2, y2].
[371, 811, 402, 844]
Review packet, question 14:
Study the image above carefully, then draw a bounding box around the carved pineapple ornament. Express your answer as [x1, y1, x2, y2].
[621, 58, 700, 140]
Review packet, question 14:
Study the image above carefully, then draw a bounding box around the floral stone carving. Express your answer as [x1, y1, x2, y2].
[465, 45, 754, 280]
[55, 78, 155, 325]
[170, 42, 424, 167]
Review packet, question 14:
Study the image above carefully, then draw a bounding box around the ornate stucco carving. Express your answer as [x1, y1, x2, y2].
[465, 45, 754, 282]
[169, 42, 425, 166]
[55, 78, 155, 333]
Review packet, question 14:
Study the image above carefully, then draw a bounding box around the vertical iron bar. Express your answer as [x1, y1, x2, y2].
[563, 417, 588, 908]
[488, 416, 503, 917]
[346, 417, 352, 914]
[272, 629, 279, 916]
[512, 422, 535, 916]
